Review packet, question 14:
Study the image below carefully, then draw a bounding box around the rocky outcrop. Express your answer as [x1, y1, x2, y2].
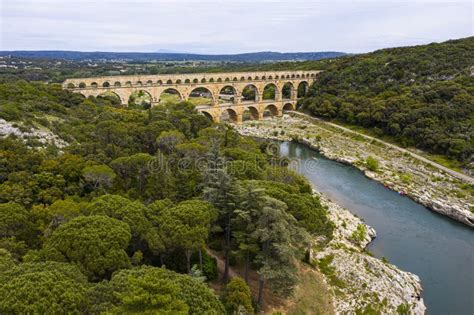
[0, 118, 67, 148]
[314, 191, 426, 314]
[233, 115, 474, 227]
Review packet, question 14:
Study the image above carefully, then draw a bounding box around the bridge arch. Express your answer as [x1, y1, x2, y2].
[220, 108, 238, 123]
[282, 82, 294, 99]
[125, 81, 132, 87]
[263, 104, 279, 117]
[243, 106, 260, 121]
[166, 79, 173, 84]
[201, 111, 215, 122]
[98, 91, 123, 105]
[218, 86, 236, 104]
[102, 82, 110, 88]
[159, 88, 183, 104]
[114, 81, 121, 87]
[241, 84, 259, 102]
[128, 90, 153, 108]
[91, 82, 98, 88]
[78, 82, 86, 88]
[67, 83, 75, 88]
[297, 81, 309, 97]
[262, 83, 279, 100]
[189, 87, 214, 106]
[283, 103, 295, 111]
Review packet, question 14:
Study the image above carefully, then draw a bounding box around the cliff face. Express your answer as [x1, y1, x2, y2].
[312, 191, 426, 314]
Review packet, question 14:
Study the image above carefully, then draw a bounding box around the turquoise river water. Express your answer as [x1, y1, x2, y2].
[279, 141, 473, 315]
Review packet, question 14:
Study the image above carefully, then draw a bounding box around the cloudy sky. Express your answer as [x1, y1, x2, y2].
[0, 0, 472, 54]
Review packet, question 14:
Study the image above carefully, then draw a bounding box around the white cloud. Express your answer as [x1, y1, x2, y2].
[0, 0, 472, 53]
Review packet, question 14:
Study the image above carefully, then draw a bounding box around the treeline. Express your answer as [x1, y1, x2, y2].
[0, 80, 334, 313]
[300, 37, 474, 163]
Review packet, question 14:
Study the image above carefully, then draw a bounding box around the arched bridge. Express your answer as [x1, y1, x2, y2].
[62, 70, 321, 123]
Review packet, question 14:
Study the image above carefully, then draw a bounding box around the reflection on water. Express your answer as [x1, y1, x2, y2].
[279, 141, 474, 315]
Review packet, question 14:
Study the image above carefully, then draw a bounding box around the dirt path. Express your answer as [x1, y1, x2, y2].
[289, 111, 474, 184]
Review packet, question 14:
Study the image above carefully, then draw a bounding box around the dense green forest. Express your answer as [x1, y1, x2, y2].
[300, 37, 474, 165]
[0, 80, 334, 313]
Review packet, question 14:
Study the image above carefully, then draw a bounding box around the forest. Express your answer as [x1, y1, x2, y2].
[0, 79, 334, 313]
[300, 37, 474, 165]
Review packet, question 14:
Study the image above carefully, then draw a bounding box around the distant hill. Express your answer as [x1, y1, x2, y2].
[0, 51, 346, 62]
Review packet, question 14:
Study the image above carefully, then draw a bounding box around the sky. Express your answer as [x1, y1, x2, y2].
[0, 0, 472, 54]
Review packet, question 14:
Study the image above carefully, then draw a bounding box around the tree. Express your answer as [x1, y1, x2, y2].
[159, 200, 216, 273]
[157, 130, 185, 154]
[0, 262, 89, 314]
[222, 277, 254, 314]
[0, 202, 35, 243]
[42, 215, 131, 280]
[82, 164, 116, 191]
[202, 143, 241, 282]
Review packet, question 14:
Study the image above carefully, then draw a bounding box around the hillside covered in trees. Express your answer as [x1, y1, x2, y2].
[0, 79, 334, 313]
[300, 37, 474, 166]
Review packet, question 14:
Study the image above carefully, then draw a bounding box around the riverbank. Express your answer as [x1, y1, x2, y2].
[233, 114, 474, 227]
[312, 191, 426, 314]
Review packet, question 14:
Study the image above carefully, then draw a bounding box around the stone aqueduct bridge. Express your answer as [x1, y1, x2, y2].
[62, 70, 321, 123]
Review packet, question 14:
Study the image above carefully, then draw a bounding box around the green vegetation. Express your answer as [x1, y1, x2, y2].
[301, 37, 474, 166]
[0, 77, 335, 312]
[350, 224, 368, 245]
[365, 156, 379, 172]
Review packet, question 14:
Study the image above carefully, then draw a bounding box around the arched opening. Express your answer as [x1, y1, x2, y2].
[98, 91, 122, 106]
[217, 78, 223, 83]
[268, 76, 273, 80]
[201, 111, 214, 122]
[225, 78, 230, 82]
[233, 77, 238, 82]
[136, 81, 143, 86]
[282, 82, 294, 99]
[242, 84, 258, 102]
[125, 81, 132, 87]
[275, 75, 279, 79]
[297, 81, 309, 97]
[176, 79, 182, 84]
[220, 108, 238, 123]
[189, 87, 213, 106]
[283, 103, 295, 111]
[209, 78, 214, 83]
[159, 88, 182, 105]
[262, 83, 278, 100]
[263, 104, 279, 118]
[67, 83, 75, 89]
[254, 76, 259, 80]
[240, 77, 245, 81]
[201, 78, 206, 83]
[128, 90, 152, 109]
[157, 80, 163, 85]
[185, 79, 191, 84]
[247, 76, 252, 80]
[91, 82, 98, 88]
[166, 80, 173, 84]
[193, 79, 199, 83]
[218, 86, 236, 104]
[242, 106, 259, 121]
[114, 81, 121, 87]
[102, 82, 110, 88]
[79, 82, 86, 88]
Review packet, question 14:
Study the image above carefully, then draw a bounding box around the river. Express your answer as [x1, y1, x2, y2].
[279, 141, 474, 315]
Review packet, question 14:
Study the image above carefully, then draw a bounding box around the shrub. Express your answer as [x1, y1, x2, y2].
[365, 156, 379, 171]
[221, 277, 254, 314]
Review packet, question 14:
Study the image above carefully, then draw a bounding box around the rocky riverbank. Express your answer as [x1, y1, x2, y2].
[313, 191, 426, 314]
[233, 114, 474, 227]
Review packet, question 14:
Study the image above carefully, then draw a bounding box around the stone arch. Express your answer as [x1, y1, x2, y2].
[283, 103, 295, 111]
[254, 76, 259, 80]
[268, 75, 273, 80]
[233, 77, 238, 81]
[263, 104, 279, 117]
[189, 86, 214, 106]
[176, 79, 182, 84]
[128, 90, 153, 108]
[147, 80, 153, 85]
[262, 83, 279, 100]
[200, 110, 214, 122]
[296, 74, 300, 78]
[79, 82, 86, 88]
[157, 80, 163, 85]
[102, 82, 110, 87]
[262, 76, 266, 80]
[67, 83, 75, 88]
[98, 91, 123, 105]
[209, 78, 215, 83]
[125, 81, 132, 87]
[247, 76, 252, 80]
[114, 81, 121, 87]
[240, 76, 245, 81]
[166, 79, 173, 84]
[193, 78, 199, 83]
[91, 82, 98, 88]
[243, 106, 260, 121]
[225, 78, 230, 82]
[241, 84, 258, 102]
[201, 78, 206, 83]
[220, 108, 238, 123]
[275, 75, 279, 79]
[185, 79, 191, 83]
[159, 88, 183, 104]
[297, 81, 309, 97]
[282, 82, 294, 99]
[217, 78, 223, 83]
[136, 81, 143, 86]
[218, 85, 236, 104]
